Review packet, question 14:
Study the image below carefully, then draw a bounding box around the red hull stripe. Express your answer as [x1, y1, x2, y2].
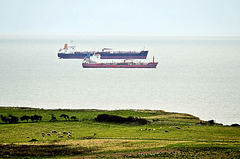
[82, 63, 158, 68]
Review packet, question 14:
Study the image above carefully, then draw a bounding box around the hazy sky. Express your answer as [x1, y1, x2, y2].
[0, 0, 240, 36]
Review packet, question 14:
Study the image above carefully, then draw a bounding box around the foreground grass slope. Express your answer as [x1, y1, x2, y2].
[0, 107, 239, 158]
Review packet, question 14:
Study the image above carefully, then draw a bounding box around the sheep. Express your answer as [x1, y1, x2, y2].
[51, 130, 57, 133]
[163, 130, 169, 133]
[47, 133, 51, 136]
[176, 127, 181, 129]
[62, 132, 67, 134]
[94, 133, 97, 136]
[139, 129, 143, 131]
[58, 135, 63, 138]
[68, 131, 72, 134]
[153, 129, 156, 131]
[41, 133, 45, 137]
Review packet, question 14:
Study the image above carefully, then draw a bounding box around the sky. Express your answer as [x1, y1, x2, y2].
[0, 0, 240, 36]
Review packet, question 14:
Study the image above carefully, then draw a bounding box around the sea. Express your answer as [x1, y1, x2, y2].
[0, 35, 239, 125]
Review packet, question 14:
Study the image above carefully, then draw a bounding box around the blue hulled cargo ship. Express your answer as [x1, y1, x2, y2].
[58, 44, 148, 59]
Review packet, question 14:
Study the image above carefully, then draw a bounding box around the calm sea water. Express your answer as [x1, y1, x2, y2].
[0, 36, 239, 125]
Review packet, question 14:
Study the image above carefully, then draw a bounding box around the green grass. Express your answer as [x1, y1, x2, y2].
[0, 107, 239, 158]
[0, 107, 161, 122]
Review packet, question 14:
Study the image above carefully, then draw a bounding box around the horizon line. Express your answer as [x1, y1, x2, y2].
[1, 33, 240, 40]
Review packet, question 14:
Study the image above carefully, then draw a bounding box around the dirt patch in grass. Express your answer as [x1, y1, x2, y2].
[62, 139, 189, 152]
[0, 143, 97, 158]
[79, 147, 240, 158]
[124, 147, 240, 158]
[144, 113, 199, 120]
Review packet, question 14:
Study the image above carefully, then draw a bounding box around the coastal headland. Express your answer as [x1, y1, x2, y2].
[0, 107, 239, 158]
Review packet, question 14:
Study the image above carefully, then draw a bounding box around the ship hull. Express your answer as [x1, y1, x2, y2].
[58, 51, 148, 59]
[82, 62, 158, 68]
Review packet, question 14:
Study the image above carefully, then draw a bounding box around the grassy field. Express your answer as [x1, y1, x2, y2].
[0, 107, 239, 158]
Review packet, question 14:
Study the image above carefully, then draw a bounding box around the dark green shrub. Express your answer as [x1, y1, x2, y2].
[60, 114, 70, 120]
[70, 116, 77, 121]
[20, 115, 31, 122]
[95, 114, 148, 125]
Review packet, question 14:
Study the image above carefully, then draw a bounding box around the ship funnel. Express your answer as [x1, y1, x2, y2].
[64, 43, 68, 49]
[87, 53, 91, 59]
